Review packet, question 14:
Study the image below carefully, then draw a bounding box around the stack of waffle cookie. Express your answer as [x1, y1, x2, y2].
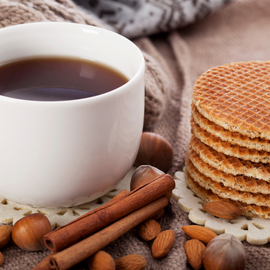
[186, 61, 270, 219]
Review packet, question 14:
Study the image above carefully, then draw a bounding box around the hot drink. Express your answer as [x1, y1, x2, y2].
[0, 57, 128, 101]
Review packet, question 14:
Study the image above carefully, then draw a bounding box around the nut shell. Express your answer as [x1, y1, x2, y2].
[152, 229, 175, 259]
[0, 225, 12, 249]
[0, 252, 4, 266]
[12, 213, 52, 251]
[87, 250, 115, 270]
[203, 234, 246, 270]
[130, 165, 164, 191]
[130, 165, 170, 202]
[182, 225, 217, 244]
[137, 219, 161, 241]
[134, 132, 173, 172]
[115, 254, 146, 270]
[184, 239, 205, 270]
[202, 201, 241, 220]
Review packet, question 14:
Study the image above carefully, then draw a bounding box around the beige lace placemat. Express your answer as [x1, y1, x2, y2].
[2, 163, 269, 246]
[172, 171, 270, 245]
[0, 167, 136, 228]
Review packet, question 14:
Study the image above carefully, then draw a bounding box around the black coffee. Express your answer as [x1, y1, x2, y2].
[0, 57, 128, 101]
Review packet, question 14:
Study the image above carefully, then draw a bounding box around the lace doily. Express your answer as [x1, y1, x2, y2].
[172, 171, 270, 245]
[2, 166, 269, 245]
[0, 167, 135, 229]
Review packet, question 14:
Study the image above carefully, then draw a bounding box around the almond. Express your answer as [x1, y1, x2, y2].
[87, 250, 115, 270]
[137, 219, 161, 241]
[0, 225, 12, 249]
[182, 225, 217, 244]
[184, 239, 205, 270]
[0, 252, 4, 266]
[202, 201, 241, 220]
[151, 229, 175, 259]
[115, 254, 146, 270]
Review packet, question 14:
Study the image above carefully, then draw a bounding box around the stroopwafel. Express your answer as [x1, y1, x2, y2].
[192, 61, 270, 140]
[185, 167, 270, 219]
[191, 118, 270, 163]
[185, 154, 270, 207]
[190, 135, 270, 181]
[187, 145, 270, 194]
[187, 61, 270, 219]
[191, 104, 270, 152]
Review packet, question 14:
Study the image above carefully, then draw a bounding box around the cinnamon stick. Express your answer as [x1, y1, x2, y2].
[32, 253, 56, 270]
[109, 189, 129, 202]
[32, 192, 129, 270]
[49, 196, 168, 270]
[44, 174, 175, 252]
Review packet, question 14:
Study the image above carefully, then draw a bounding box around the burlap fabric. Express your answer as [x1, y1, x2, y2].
[1, 0, 270, 269]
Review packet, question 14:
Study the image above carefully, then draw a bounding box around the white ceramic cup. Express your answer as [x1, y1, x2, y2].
[0, 22, 145, 207]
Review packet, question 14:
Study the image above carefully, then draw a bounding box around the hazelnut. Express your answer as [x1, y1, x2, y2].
[203, 233, 246, 270]
[130, 165, 164, 191]
[12, 213, 52, 251]
[134, 132, 173, 172]
[0, 252, 4, 266]
[130, 165, 171, 201]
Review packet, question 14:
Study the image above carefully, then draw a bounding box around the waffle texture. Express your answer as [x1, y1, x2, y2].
[186, 155, 270, 207]
[189, 60, 270, 220]
[185, 168, 270, 219]
[190, 135, 270, 181]
[191, 118, 270, 163]
[188, 145, 270, 194]
[193, 61, 270, 140]
[192, 104, 270, 152]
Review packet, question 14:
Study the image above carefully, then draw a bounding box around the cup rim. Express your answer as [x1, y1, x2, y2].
[0, 22, 145, 105]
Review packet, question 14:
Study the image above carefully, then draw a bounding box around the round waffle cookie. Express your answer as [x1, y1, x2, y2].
[191, 118, 270, 163]
[187, 145, 270, 194]
[185, 154, 270, 207]
[192, 61, 270, 140]
[184, 168, 270, 219]
[190, 135, 270, 181]
[191, 104, 270, 152]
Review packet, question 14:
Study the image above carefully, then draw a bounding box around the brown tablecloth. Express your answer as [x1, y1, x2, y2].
[1, 0, 270, 269]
